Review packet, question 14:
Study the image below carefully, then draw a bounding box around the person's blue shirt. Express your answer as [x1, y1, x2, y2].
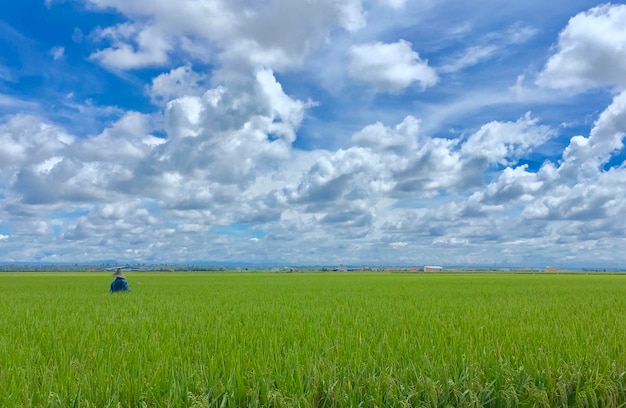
[110, 277, 130, 293]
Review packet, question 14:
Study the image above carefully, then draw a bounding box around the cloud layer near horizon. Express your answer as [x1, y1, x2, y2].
[1, 1, 625, 266]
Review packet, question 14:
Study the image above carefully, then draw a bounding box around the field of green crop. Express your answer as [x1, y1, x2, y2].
[1, 272, 626, 407]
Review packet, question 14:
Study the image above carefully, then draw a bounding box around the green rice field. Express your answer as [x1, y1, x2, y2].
[1, 272, 626, 407]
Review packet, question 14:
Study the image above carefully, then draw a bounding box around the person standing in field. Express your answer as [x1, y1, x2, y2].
[110, 268, 130, 293]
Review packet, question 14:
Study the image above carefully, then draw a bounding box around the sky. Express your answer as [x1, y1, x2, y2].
[1, 1, 626, 267]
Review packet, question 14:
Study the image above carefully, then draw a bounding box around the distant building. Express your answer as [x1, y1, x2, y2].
[423, 265, 443, 272]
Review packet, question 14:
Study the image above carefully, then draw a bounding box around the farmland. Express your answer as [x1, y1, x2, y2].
[1, 272, 626, 407]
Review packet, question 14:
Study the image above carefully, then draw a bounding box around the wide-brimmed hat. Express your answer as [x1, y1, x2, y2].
[113, 268, 126, 278]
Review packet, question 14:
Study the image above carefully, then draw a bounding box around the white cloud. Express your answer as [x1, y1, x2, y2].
[337, 0, 366, 32]
[537, 4, 626, 91]
[73, 111, 162, 162]
[476, 165, 544, 205]
[222, 40, 292, 70]
[90, 23, 171, 69]
[0, 115, 73, 173]
[287, 147, 385, 205]
[283, 114, 465, 230]
[439, 45, 498, 74]
[284, 111, 556, 227]
[0, 111, 160, 207]
[124, 69, 312, 215]
[588, 90, 626, 159]
[521, 172, 626, 222]
[461, 113, 554, 166]
[440, 24, 537, 74]
[348, 40, 438, 92]
[63, 200, 159, 241]
[49, 46, 65, 60]
[84, 0, 366, 72]
[148, 65, 208, 106]
[352, 115, 420, 153]
[456, 92, 626, 234]
[558, 90, 626, 181]
[255, 69, 315, 143]
[2, 91, 625, 265]
[284, 113, 466, 215]
[504, 24, 537, 45]
[34, 157, 64, 175]
[5, 1, 626, 267]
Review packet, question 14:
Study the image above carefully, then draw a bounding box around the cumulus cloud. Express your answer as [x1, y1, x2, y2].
[455, 90, 626, 229]
[461, 113, 554, 166]
[292, 148, 384, 204]
[0, 112, 154, 205]
[74, 111, 164, 162]
[84, 0, 366, 72]
[352, 115, 420, 154]
[537, 3, 626, 91]
[0, 115, 73, 177]
[123, 69, 313, 213]
[588, 91, 626, 159]
[521, 172, 626, 222]
[348, 40, 438, 92]
[148, 65, 208, 106]
[5, 1, 626, 266]
[1, 93, 624, 264]
[474, 165, 544, 206]
[285, 114, 466, 213]
[284, 112, 556, 226]
[0, 68, 315, 260]
[471, 91, 626, 228]
[557, 90, 626, 181]
[90, 23, 172, 69]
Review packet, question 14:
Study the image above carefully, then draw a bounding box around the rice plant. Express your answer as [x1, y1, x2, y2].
[1, 272, 625, 407]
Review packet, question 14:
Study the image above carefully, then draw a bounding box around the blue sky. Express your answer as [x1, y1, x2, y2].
[1, 0, 626, 267]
